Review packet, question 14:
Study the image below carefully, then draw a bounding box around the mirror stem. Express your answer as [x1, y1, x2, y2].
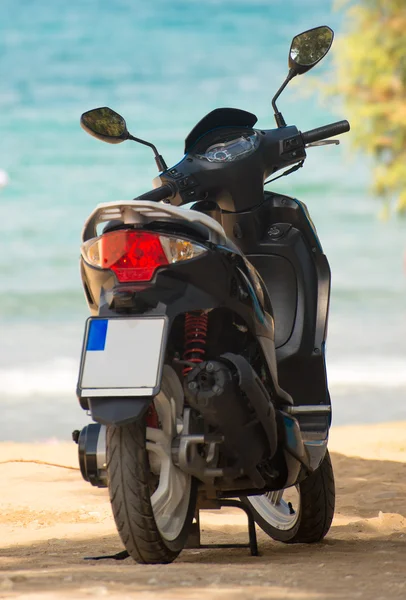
[128, 134, 168, 172]
[271, 68, 296, 128]
[155, 155, 168, 172]
[274, 110, 286, 128]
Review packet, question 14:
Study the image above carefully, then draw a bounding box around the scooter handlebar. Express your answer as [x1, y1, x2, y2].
[134, 183, 174, 202]
[133, 121, 350, 203]
[301, 120, 350, 145]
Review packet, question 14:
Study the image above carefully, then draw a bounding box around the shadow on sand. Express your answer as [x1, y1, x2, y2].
[0, 452, 406, 599]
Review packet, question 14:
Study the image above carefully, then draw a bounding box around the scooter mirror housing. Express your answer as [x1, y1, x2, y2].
[288, 26, 334, 76]
[271, 25, 334, 128]
[81, 107, 129, 144]
[80, 106, 168, 171]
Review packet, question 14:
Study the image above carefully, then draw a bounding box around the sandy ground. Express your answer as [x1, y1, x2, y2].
[1, 423, 406, 600]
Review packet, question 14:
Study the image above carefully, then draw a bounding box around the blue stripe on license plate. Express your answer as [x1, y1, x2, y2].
[87, 319, 108, 351]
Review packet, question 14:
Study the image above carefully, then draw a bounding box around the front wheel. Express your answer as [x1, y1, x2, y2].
[106, 368, 196, 563]
[241, 449, 335, 543]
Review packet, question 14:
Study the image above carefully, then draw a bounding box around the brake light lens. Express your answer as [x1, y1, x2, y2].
[82, 230, 207, 282]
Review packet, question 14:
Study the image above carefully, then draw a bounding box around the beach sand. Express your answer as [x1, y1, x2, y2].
[1, 422, 406, 599]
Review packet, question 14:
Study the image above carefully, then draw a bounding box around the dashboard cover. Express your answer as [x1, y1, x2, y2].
[184, 108, 258, 153]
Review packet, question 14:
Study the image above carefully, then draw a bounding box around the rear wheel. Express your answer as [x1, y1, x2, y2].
[241, 449, 335, 543]
[106, 367, 196, 563]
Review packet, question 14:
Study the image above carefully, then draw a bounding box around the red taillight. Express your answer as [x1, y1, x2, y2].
[98, 230, 169, 282]
[82, 229, 207, 282]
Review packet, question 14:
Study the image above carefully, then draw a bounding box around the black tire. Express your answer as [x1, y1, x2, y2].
[106, 418, 196, 564]
[242, 449, 335, 543]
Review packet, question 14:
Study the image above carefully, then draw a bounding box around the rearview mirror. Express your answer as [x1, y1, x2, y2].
[80, 107, 129, 144]
[289, 26, 334, 75]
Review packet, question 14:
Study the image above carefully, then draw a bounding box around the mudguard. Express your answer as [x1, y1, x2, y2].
[87, 364, 183, 426]
[89, 397, 153, 426]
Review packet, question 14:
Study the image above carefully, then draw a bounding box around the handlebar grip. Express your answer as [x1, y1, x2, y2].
[301, 120, 350, 145]
[134, 183, 174, 202]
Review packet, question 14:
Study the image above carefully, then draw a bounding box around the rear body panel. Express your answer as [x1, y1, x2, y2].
[79, 242, 284, 415]
[218, 191, 331, 462]
[78, 191, 331, 474]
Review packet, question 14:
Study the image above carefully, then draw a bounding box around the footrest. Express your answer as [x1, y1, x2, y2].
[286, 404, 331, 415]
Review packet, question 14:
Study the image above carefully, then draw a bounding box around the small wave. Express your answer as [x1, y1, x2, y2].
[0, 355, 405, 399]
[0, 169, 9, 188]
[0, 358, 79, 398]
[328, 357, 406, 389]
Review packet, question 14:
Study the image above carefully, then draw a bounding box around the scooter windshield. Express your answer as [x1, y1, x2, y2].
[184, 108, 258, 153]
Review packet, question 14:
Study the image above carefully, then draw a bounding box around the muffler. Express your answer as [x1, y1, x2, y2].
[72, 423, 107, 487]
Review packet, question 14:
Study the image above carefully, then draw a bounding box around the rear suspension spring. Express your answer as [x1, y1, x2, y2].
[183, 312, 208, 376]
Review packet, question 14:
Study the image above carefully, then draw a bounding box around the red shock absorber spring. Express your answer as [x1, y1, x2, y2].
[183, 312, 208, 376]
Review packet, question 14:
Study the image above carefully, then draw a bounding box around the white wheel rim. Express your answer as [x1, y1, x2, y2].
[145, 374, 191, 542]
[248, 487, 300, 531]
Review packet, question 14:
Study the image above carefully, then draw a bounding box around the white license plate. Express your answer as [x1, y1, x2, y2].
[78, 317, 167, 398]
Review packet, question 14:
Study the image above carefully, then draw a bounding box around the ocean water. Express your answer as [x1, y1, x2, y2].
[0, 0, 405, 441]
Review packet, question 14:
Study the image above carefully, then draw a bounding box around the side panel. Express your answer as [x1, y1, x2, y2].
[248, 254, 297, 348]
[220, 192, 331, 411]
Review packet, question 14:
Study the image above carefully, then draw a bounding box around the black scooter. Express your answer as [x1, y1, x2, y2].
[74, 26, 349, 564]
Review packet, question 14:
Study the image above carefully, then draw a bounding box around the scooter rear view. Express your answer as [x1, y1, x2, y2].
[73, 25, 349, 563]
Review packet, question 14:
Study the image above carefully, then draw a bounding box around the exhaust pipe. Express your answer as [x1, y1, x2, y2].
[72, 424, 107, 487]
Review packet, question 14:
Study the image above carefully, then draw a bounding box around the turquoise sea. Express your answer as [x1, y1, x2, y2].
[0, 0, 405, 441]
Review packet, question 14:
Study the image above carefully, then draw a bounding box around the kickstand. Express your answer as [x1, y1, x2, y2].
[84, 550, 129, 561]
[84, 499, 258, 561]
[185, 498, 259, 556]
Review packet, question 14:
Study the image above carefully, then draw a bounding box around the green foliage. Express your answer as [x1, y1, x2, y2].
[332, 0, 406, 215]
